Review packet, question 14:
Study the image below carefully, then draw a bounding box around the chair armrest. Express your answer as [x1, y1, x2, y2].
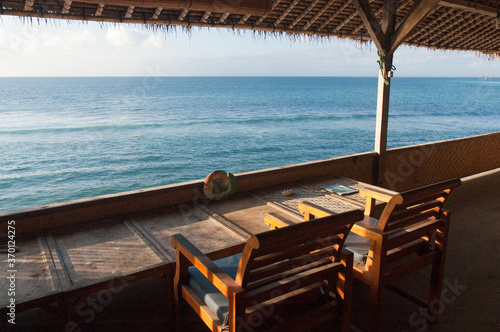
[339, 248, 354, 267]
[359, 187, 394, 203]
[298, 202, 335, 221]
[264, 213, 296, 229]
[351, 221, 385, 241]
[171, 234, 245, 297]
[206, 242, 247, 261]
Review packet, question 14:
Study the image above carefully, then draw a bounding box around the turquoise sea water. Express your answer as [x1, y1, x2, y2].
[1, 77, 499, 212]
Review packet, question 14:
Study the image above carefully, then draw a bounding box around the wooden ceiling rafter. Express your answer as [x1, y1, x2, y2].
[317, 0, 353, 32]
[390, 0, 441, 54]
[476, 34, 500, 52]
[237, 14, 250, 24]
[255, 0, 282, 26]
[124, 6, 134, 19]
[178, 8, 188, 21]
[438, 14, 484, 48]
[351, 0, 416, 35]
[218, 12, 229, 23]
[333, 7, 358, 32]
[481, 33, 500, 50]
[274, 0, 299, 27]
[352, 1, 383, 34]
[432, 12, 478, 46]
[62, 0, 72, 14]
[439, 0, 500, 18]
[303, 0, 335, 30]
[24, 0, 34, 11]
[421, 11, 471, 45]
[351, 0, 385, 51]
[409, 8, 458, 42]
[1, 0, 498, 55]
[95, 3, 104, 16]
[288, 0, 320, 29]
[151, 7, 162, 20]
[461, 21, 500, 50]
[455, 20, 494, 50]
[200, 11, 211, 23]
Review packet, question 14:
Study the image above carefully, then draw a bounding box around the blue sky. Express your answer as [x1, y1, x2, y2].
[0, 15, 498, 77]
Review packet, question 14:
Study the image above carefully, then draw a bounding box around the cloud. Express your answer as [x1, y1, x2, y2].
[0, 27, 97, 55]
[142, 35, 164, 49]
[467, 61, 481, 67]
[105, 27, 163, 49]
[42, 29, 97, 50]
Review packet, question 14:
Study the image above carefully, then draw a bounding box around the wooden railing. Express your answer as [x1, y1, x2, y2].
[1, 131, 499, 235]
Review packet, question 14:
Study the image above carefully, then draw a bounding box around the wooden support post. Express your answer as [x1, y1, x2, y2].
[374, 54, 393, 186]
[374, 0, 396, 186]
[352, 0, 439, 186]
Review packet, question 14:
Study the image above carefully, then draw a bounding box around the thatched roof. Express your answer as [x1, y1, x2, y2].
[2, 0, 499, 56]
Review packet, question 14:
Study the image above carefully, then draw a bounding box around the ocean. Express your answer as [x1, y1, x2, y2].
[1, 77, 499, 212]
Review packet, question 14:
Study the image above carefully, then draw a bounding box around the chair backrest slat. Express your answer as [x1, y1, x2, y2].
[389, 198, 443, 221]
[249, 234, 343, 270]
[387, 219, 443, 251]
[245, 261, 343, 304]
[386, 209, 440, 232]
[246, 257, 334, 291]
[386, 238, 428, 263]
[249, 222, 351, 257]
[236, 209, 363, 298]
[379, 178, 461, 232]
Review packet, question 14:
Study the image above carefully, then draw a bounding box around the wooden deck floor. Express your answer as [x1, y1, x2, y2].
[2, 170, 500, 331]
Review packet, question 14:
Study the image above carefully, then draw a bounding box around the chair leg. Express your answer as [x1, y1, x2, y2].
[58, 298, 68, 332]
[427, 253, 445, 322]
[428, 215, 450, 323]
[173, 286, 183, 332]
[368, 283, 384, 332]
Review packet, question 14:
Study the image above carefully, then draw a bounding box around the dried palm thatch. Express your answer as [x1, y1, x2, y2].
[1, 0, 499, 56]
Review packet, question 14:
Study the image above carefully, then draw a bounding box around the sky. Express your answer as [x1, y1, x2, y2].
[0, 15, 498, 77]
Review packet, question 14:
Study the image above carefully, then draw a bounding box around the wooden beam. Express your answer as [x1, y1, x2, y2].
[288, 0, 320, 29]
[62, 0, 72, 15]
[238, 14, 250, 24]
[124, 6, 134, 19]
[431, 13, 475, 46]
[317, 0, 352, 32]
[178, 8, 188, 21]
[200, 11, 211, 23]
[218, 12, 230, 23]
[409, 9, 456, 42]
[255, 0, 282, 26]
[24, 0, 34, 11]
[374, 53, 393, 186]
[381, 0, 397, 34]
[461, 21, 499, 49]
[351, 0, 412, 35]
[151, 7, 162, 20]
[390, 0, 441, 54]
[303, 0, 334, 30]
[439, 0, 500, 18]
[273, 0, 299, 27]
[373, 0, 397, 185]
[95, 3, 104, 16]
[353, 0, 382, 34]
[334, 7, 360, 32]
[64, 0, 273, 16]
[351, 0, 385, 52]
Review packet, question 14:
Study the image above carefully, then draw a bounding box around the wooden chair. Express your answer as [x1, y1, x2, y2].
[171, 209, 365, 332]
[267, 178, 461, 331]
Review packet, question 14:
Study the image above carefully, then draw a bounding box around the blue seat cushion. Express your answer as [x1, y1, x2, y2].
[344, 218, 379, 265]
[188, 253, 242, 326]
